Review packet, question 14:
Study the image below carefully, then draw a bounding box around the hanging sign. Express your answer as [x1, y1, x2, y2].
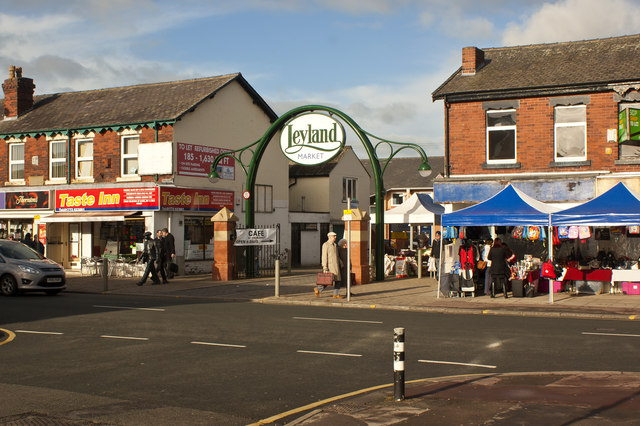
[280, 113, 345, 165]
[234, 228, 277, 246]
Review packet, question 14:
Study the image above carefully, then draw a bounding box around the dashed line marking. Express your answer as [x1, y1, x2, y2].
[15, 330, 64, 335]
[419, 359, 497, 369]
[190, 341, 247, 348]
[297, 350, 362, 357]
[582, 332, 640, 338]
[100, 335, 149, 341]
[94, 305, 165, 312]
[293, 316, 382, 324]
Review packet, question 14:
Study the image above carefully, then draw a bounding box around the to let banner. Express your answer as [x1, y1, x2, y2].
[177, 142, 235, 180]
[234, 228, 277, 246]
[55, 187, 159, 211]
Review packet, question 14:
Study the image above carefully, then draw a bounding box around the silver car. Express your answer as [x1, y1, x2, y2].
[0, 240, 66, 296]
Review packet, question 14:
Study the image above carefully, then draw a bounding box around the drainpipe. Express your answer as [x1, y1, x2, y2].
[444, 96, 451, 178]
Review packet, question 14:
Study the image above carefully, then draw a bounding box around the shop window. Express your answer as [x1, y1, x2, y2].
[486, 109, 516, 163]
[184, 217, 214, 260]
[121, 135, 139, 176]
[49, 140, 67, 181]
[391, 192, 405, 206]
[9, 143, 25, 182]
[343, 177, 357, 202]
[255, 184, 273, 213]
[618, 103, 640, 158]
[554, 105, 586, 161]
[76, 139, 94, 178]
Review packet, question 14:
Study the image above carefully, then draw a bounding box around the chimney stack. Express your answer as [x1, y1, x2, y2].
[2, 65, 35, 119]
[461, 47, 484, 75]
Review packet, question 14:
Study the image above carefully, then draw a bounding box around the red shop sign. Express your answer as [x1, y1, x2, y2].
[160, 187, 234, 211]
[55, 187, 159, 211]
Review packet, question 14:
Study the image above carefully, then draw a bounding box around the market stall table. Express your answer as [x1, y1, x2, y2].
[610, 269, 640, 294]
[562, 268, 612, 295]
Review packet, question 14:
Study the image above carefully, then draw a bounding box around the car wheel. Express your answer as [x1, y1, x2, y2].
[0, 275, 18, 296]
[45, 290, 61, 296]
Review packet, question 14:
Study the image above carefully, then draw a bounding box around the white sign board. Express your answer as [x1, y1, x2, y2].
[138, 142, 173, 175]
[280, 113, 345, 165]
[234, 228, 277, 246]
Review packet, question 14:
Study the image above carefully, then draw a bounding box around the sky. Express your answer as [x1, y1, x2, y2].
[1, 0, 640, 159]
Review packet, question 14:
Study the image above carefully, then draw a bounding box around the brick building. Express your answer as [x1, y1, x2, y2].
[432, 34, 640, 209]
[0, 67, 288, 273]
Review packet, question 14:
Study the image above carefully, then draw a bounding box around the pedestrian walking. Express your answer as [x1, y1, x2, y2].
[137, 232, 161, 286]
[337, 238, 352, 298]
[316, 231, 342, 298]
[162, 228, 176, 278]
[155, 229, 169, 284]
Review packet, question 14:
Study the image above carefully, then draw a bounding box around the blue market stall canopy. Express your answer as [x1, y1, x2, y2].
[442, 184, 559, 226]
[371, 193, 445, 224]
[551, 182, 640, 226]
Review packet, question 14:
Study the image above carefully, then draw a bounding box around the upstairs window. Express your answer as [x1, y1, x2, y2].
[50, 140, 67, 181]
[486, 109, 516, 163]
[121, 135, 139, 176]
[9, 143, 24, 181]
[76, 139, 94, 179]
[391, 192, 405, 206]
[343, 177, 357, 202]
[555, 105, 586, 161]
[255, 184, 273, 213]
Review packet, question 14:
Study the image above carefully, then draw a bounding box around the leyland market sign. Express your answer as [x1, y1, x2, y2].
[280, 113, 345, 165]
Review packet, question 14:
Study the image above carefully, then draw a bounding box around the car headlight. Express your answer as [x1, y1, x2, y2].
[18, 265, 41, 275]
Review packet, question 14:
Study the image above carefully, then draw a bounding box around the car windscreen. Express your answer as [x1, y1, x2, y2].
[0, 243, 42, 260]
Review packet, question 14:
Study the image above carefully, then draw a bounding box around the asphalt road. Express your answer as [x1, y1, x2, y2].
[1, 292, 639, 424]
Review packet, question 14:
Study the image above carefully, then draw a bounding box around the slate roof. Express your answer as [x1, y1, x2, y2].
[361, 156, 445, 192]
[0, 73, 277, 136]
[432, 34, 640, 101]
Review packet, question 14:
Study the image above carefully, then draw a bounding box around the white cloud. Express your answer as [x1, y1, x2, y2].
[502, 0, 640, 46]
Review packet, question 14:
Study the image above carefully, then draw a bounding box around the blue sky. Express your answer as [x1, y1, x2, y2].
[2, 0, 640, 158]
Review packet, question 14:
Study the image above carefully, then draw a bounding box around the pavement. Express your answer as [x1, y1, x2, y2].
[3, 268, 640, 425]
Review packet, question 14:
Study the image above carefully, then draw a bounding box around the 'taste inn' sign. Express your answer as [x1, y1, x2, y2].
[280, 113, 345, 165]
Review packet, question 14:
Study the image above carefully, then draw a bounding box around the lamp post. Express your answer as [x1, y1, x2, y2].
[208, 105, 432, 281]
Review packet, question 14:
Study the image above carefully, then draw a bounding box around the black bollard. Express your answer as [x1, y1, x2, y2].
[394, 327, 405, 401]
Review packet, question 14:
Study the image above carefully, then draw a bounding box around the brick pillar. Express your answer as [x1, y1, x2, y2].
[211, 207, 238, 281]
[344, 208, 370, 284]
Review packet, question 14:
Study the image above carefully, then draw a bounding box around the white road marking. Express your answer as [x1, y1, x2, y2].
[100, 335, 149, 341]
[93, 305, 165, 312]
[419, 359, 497, 369]
[582, 332, 640, 338]
[15, 330, 64, 335]
[190, 341, 247, 348]
[293, 316, 382, 324]
[297, 350, 362, 357]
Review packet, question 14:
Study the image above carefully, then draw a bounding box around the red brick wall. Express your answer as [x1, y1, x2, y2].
[0, 124, 174, 186]
[447, 92, 625, 175]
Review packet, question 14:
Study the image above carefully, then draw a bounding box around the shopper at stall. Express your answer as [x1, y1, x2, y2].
[488, 237, 511, 298]
[482, 238, 493, 295]
[430, 231, 441, 275]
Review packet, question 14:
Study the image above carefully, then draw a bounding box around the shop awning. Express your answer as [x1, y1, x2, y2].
[39, 211, 142, 223]
[371, 193, 444, 224]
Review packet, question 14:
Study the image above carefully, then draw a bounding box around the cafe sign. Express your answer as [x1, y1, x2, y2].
[280, 113, 345, 165]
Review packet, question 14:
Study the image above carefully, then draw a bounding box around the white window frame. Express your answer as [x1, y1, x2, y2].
[49, 139, 67, 181]
[486, 109, 517, 164]
[343, 177, 357, 202]
[255, 184, 273, 213]
[9, 143, 25, 182]
[390, 192, 405, 206]
[554, 105, 587, 162]
[75, 138, 94, 179]
[121, 135, 139, 177]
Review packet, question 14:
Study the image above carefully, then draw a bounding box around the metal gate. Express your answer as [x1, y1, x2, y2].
[234, 224, 280, 278]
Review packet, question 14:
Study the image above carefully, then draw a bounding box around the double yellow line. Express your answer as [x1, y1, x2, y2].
[0, 328, 16, 346]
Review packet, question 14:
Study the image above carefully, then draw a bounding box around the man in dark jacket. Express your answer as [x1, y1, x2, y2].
[155, 229, 169, 284]
[137, 232, 161, 286]
[162, 228, 176, 278]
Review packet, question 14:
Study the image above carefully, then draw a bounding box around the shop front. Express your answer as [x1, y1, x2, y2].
[0, 190, 52, 248]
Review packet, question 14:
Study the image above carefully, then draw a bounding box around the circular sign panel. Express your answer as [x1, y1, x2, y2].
[280, 113, 346, 165]
[242, 191, 251, 200]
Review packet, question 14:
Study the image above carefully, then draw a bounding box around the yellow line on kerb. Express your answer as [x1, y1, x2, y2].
[630, 315, 638, 320]
[248, 373, 487, 426]
[0, 328, 16, 346]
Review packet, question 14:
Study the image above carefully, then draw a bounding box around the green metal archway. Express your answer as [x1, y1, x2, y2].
[209, 105, 432, 281]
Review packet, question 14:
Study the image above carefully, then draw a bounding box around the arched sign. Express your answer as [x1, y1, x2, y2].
[279, 112, 345, 165]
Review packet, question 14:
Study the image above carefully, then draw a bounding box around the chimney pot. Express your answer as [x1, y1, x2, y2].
[9, 65, 15, 78]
